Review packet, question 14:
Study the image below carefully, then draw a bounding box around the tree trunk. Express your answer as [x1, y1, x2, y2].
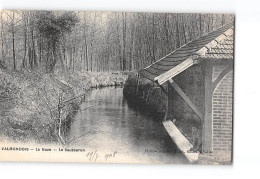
[164, 13, 170, 51]
[12, 12, 16, 70]
[152, 13, 156, 63]
[129, 16, 136, 71]
[83, 12, 88, 71]
[0, 12, 5, 67]
[122, 12, 127, 71]
[175, 14, 180, 49]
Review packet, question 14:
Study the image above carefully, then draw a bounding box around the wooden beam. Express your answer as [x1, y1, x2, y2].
[163, 120, 199, 163]
[211, 65, 233, 92]
[200, 58, 233, 66]
[155, 58, 194, 85]
[167, 79, 204, 120]
[203, 61, 213, 153]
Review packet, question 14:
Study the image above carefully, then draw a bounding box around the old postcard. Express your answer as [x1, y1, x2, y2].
[0, 10, 234, 164]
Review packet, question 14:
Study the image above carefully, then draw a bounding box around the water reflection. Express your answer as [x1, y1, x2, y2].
[66, 87, 187, 164]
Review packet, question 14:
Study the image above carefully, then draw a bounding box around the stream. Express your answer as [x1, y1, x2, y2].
[66, 86, 188, 164]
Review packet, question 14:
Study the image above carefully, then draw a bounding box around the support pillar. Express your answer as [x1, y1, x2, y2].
[203, 61, 213, 154]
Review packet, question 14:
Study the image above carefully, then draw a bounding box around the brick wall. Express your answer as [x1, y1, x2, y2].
[212, 65, 233, 160]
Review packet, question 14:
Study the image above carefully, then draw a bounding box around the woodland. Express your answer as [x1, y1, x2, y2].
[0, 10, 233, 73]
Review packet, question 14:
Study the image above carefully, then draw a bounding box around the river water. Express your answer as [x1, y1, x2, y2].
[66, 87, 187, 164]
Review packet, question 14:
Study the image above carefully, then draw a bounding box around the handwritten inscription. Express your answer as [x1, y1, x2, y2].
[104, 151, 117, 161]
[85, 150, 99, 162]
[85, 150, 118, 162]
[1, 145, 118, 162]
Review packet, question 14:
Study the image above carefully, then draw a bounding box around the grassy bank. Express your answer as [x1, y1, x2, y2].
[123, 72, 167, 115]
[0, 69, 127, 144]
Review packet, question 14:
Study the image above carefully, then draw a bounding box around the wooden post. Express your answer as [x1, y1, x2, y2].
[203, 61, 213, 154]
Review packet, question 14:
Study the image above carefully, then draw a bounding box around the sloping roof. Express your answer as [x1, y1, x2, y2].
[203, 32, 234, 59]
[139, 22, 234, 83]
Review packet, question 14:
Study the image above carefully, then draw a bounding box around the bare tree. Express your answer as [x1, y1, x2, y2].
[0, 10, 234, 72]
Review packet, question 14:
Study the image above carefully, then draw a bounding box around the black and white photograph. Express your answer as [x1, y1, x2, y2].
[0, 9, 235, 165]
[1, 0, 260, 178]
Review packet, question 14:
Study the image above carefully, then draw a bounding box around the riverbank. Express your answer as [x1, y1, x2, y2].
[123, 73, 198, 148]
[123, 72, 167, 115]
[0, 69, 127, 144]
